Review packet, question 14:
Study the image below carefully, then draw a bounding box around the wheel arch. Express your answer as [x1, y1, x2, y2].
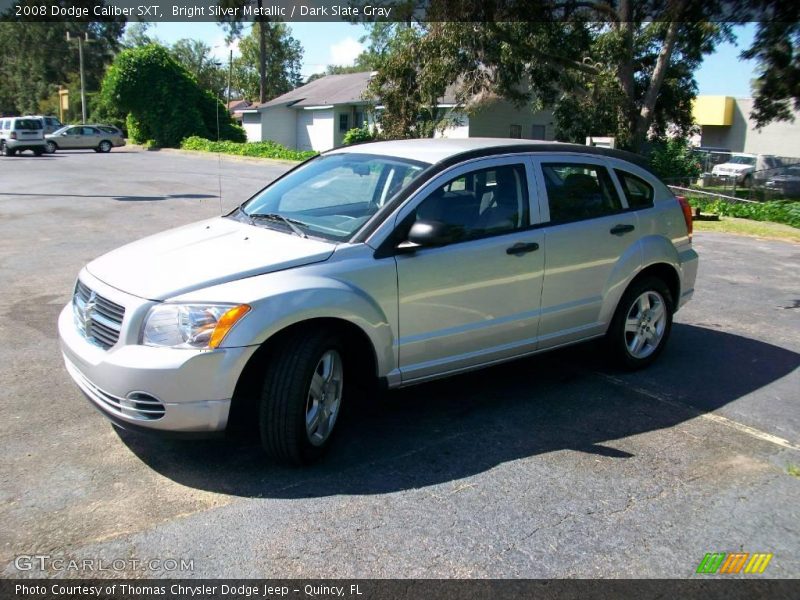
[226, 317, 379, 434]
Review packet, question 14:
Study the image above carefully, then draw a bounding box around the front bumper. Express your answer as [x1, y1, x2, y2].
[58, 293, 258, 433]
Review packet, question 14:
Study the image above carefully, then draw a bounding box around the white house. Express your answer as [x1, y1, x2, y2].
[240, 71, 555, 152]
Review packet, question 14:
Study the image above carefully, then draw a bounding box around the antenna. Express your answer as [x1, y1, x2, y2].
[217, 92, 223, 215]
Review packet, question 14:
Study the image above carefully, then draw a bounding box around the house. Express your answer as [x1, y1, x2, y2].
[693, 96, 800, 157]
[227, 99, 252, 127]
[240, 71, 555, 151]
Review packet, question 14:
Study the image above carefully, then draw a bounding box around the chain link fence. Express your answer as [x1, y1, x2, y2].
[663, 150, 800, 203]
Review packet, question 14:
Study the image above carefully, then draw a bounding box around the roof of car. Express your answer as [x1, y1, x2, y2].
[328, 138, 652, 171]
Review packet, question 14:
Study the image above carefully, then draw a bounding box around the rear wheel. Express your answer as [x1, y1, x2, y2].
[259, 329, 346, 465]
[98, 140, 112, 153]
[606, 276, 673, 370]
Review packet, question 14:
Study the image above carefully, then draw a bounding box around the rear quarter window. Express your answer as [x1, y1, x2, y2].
[615, 169, 654, 209]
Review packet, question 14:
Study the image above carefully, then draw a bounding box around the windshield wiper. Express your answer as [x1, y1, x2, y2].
[248, 213, 308, 238]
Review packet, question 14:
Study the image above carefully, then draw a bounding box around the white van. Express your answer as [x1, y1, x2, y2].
[0, 117, 46, 156]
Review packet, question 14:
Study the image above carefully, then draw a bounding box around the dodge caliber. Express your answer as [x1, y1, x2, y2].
[59, 139, 698, 464]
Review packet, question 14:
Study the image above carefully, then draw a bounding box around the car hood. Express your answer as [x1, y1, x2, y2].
[86, 217, 336, 300]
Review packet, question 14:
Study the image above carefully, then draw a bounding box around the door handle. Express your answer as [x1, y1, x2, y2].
[506, 242, 539, 255]
[610, 224, 635, 235]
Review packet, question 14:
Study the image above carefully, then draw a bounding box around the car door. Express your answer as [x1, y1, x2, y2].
[59, 126, 82, 148]
[392, 157, 545, 383]
[533, 156, 641, 349]
[80, 126, 100, 148]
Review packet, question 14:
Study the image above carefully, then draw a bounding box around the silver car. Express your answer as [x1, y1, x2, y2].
[45, 124, 126, 154]
[58, 139, 698, 464]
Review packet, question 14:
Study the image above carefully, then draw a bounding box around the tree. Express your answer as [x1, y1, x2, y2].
[742, 4, 800, 127]
[365, 25, 456, 139]
[365, 2, 732, 152]
[97, 45, 244, 147]
[121, 22, 156, 48]
[170, 38, 228, 98]
[0, 19, 124, 116]
[234, 23, 302, 102]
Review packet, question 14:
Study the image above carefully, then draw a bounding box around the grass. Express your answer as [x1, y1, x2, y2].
[180, 136, 317, 162]
[694, 216, 800, 243]
[787, 465, 800, 478]
[687, 197, 800, 229]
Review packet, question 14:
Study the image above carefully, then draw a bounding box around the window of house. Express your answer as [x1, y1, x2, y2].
[509, 124, 522, 139]
[542, 163, 622, 223]
[615, 169, 654, 209]
[414, 164, 529, 242]
[339, 113, 349, 132]
[354, 111, 364, 129]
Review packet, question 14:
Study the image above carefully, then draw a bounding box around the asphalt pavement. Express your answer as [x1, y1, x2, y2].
[0, 148, 798, 578]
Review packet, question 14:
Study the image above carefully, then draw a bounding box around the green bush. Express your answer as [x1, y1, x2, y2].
[648, 138, 702, 182]
[180, 136, 317, 161]
[342, 126, 376, 145]
[688, 197, 800, 229]
[98, 45, 244, 148]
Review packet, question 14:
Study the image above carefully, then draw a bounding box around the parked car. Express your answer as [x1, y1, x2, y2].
[58, 139, 698, 464]
[0, 116, 46, 156]
[711, 153, 781, 187]
[764, 165, 800, 198]
[45, 124, 125, 153]
[25, 114, 63, 134]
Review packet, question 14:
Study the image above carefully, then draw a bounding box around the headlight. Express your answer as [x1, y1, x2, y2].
[142, 303, 251, 349]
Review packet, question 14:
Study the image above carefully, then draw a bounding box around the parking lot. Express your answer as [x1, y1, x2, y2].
[1, 148, 798, 578]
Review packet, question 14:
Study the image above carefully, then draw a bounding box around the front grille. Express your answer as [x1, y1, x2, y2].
[73, 280, 125, 350]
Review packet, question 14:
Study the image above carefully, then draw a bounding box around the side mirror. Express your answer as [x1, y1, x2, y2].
[396, 220, 455, 252]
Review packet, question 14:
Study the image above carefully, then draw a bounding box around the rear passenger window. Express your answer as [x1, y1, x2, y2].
[615, 170, 654, 209]
[542, 163, 622, 223]
[415, 164, 530, 242]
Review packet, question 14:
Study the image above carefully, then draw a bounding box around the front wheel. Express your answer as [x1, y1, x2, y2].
[1, 142, 14, 157]
[45, 141, 57, 154]
[259, 330, 346, 465]
[606, 277, 673, 370]
[32, 148, 43, 156]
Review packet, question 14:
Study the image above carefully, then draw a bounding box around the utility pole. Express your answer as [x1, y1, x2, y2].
[227, 48, 233, 109]
[67, 31, 89, 123]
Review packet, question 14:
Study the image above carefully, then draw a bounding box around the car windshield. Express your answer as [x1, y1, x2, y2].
[240, 153, 427, 241]
[52, 126, 70, 135]
[16, 119, 42, 130]
[729, 156, 756, 165]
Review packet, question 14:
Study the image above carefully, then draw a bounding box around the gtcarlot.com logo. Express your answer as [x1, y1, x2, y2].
[696, 552, 773, 574]
[14, 554, 194, 573]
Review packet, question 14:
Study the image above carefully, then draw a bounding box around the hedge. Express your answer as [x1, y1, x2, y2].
[687, 197, 800, 229]
[180, 136, 318, 161]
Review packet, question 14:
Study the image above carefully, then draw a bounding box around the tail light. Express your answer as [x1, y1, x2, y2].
[676, 195, 693, 239]
[9, 131, 16, 140]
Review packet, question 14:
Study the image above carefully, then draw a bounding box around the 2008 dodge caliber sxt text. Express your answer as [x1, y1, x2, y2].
[59, 139, 698, 465]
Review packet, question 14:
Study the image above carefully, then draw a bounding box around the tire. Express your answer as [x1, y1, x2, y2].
[606, 276, 674, 370]
[32, 148, 43, 157]
[45, 141, 56, 154]
[2, 142, 14, 157]
[259, 329, 347, 465]
[98, 140, 112, 153]
[742, 174, 753, 188]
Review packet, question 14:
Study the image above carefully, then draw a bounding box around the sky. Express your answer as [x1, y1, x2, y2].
[150, 21, 760, 97]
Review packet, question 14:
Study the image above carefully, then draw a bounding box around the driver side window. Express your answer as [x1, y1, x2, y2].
[414, 164, 529, 243]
